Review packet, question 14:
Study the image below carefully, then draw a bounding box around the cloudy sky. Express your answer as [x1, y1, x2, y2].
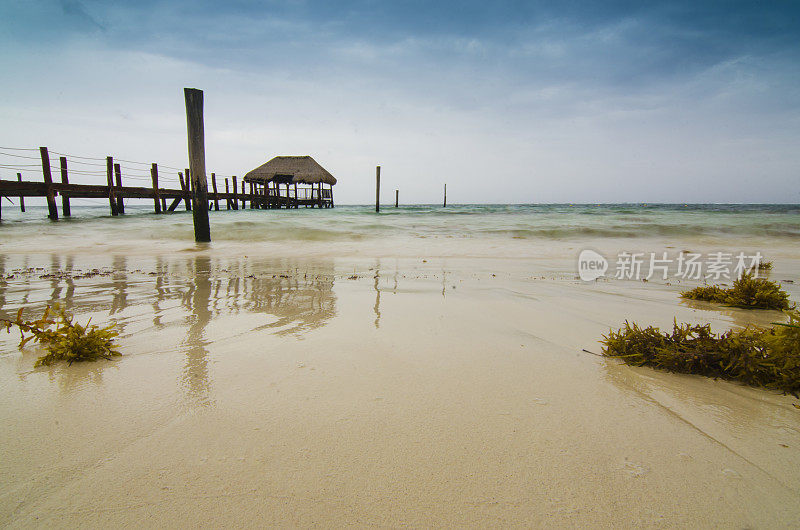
[1, 0, 798, 204]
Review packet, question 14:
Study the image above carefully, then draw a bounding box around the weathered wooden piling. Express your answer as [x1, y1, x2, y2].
[39, 147, 58, 220]
[106, 157, 117, 216]
[224, 178, 230, 210]
[443, 183, 447, 208]
[113, 163, 125, 214]
[59, 157, 71, 217]
[184, 87, 211, 242]
[232, 176, 239, 210]
[249, 182, 255, 209]
[211, 173, 219, 211]
[375, 165, 381, 213]
[150, 163, 162, 214]
[17, 173, 25, 212]
[178, 172, 191, 211]
[395, 189, 398, 208]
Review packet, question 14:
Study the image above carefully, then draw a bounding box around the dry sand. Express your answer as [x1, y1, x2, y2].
[1, 252, 799, 528]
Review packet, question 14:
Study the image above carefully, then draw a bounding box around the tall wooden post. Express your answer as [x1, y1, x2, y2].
[443, 183, 447, 207]
[375, 165, 380, 213]
[211, 173, 219, 211]
[151, 163, 162, 214]
[395, 189, 398, 208]
[106, 157, 117, 216]
[241, 181, 246, 209]
[232, 176, 238, 210]
[184, 88, 210, 241]
[113, 163, 125, 214]
[249, 182, 255, 209]
[59, 156, 71, 217]
[17, 174, 24, 212]
[39, 147, 58, 220]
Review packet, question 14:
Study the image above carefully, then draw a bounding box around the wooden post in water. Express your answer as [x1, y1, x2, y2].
[59, 157, 71, 217]
[178, 172, 191, 211]
[395, 189, 398, 208]
[249, 182, 255, 209]
[211, 173, 219, 211]
[375, 165, 380, 213]
[443, 183, 447, 208]
[106, 157, 117, 216]
[184, 87, 211, 242]
[17, 174, 24, 212]
[232, 176, 238, 210]
[241, 180, 246, 209]
[113, 163, 125, 214]
[39, 147, 58, 220]
[224, 178, 230, 210]
[151, 163, 162, 214]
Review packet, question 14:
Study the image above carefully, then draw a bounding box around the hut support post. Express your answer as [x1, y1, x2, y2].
[184, 87, 211, 242]
[240, 180, 245, 209]
[211, 173, 219, 211]
[249, 183, 255, 209]
[39, 147, 59, 220]
[17, 174, 24, 212]
[59, 156, 71, 217]
[106, 156, 117, 216]
[375, 165, 380, 213]
[151, 163, 162, 214]
[114, 163, 125, 214]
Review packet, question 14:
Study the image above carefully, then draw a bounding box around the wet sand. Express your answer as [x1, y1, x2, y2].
[1, 252, 799, 527]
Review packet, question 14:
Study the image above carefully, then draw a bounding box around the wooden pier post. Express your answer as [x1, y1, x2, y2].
[241, 180, 246, 209]
[375, 165, 380, 213]
[59, 157, 71, 217]
[39, 147, 59, 220]
[184, 87, 211, 242]
[249, 182, 255, 209]
[106, 157, 117, 216]
[232, 176, 238, 210]
[178, 173, 191, 211]
[17, 173, 25, 212]
[113, 163, 125, 214]
[151, 163, 162, 214]
[211, 173, 219, 211]
[224, 178, 230, 210]
[443, 183, 447, 208]
[395, 189, 398, 208]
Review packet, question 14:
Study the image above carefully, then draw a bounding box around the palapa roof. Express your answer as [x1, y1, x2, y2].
[243, 156, 337, 185]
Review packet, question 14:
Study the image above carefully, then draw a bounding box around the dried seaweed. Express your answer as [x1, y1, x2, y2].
[602, 310, 800, 395]
[681, 273, 791, 310]
[1, 305, 120, 367]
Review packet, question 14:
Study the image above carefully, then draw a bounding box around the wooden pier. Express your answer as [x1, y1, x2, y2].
[0, 147, 334, 221]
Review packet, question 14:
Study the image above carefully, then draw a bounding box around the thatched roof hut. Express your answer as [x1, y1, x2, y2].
[243, 156, 337, 185]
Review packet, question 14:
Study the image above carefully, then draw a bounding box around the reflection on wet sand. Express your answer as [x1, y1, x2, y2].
[0, 255, 338, 399]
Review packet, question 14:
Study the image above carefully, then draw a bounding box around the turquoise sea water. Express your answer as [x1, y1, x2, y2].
[2, 203, 799, 244]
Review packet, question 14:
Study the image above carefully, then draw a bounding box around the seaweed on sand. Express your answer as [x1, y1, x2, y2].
[681, 273, 791, 310]
[1, 305, 120, 367]
[601, 310, 800, 395]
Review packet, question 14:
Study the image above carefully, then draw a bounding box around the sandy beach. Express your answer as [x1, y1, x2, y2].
[1, 232, 799, 527]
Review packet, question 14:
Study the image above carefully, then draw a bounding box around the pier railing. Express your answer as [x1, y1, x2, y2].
[0, 146, 289, 220]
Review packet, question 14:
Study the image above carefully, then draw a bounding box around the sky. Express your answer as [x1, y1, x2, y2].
[0, 0, 798, 204]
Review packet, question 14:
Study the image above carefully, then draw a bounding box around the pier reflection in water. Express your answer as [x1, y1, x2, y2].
[0, 254, 337, 400]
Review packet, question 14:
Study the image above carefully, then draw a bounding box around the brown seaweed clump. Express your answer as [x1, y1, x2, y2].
[602, 310, 800, 395]
[681, 273, 791, 310]
[1, 305, 121, 367]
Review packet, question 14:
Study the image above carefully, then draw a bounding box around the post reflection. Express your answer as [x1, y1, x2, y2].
[0, 254, 338, 401]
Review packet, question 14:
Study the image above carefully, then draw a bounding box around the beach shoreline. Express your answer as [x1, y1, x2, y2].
[1, 245, 799, 527]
